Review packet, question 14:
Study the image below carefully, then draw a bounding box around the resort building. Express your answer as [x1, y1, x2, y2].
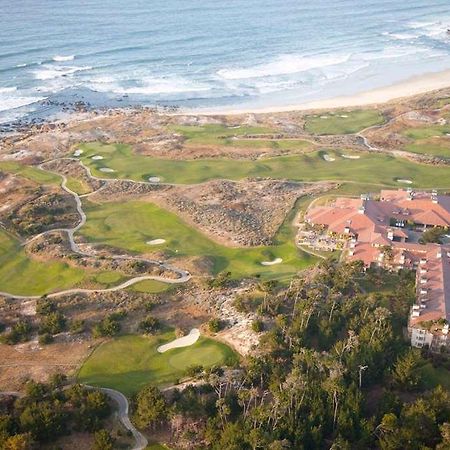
[305, 189, 450, 351]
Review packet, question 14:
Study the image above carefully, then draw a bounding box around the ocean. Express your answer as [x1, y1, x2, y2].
[1, 0, 450, 125]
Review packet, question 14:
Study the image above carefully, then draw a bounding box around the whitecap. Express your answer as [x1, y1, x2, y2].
[33, 65, 92, 80]
[216, 53, 350, 80]
[52, 55, 75, 62]
[0, 87, 46, 112]
[89, 75, 211, 95]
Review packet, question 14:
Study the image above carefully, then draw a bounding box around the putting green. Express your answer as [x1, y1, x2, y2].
[78, 333, 238, 396]
[304, 109, 385, 135]
[78, 142, 450, 188]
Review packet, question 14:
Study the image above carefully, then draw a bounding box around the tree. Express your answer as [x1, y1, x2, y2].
[92, 429, 115, 450]
[133, 385, 168, 429]
[138, 316, 160, 334]
[391, 349, 422, 391]
[39, 311, 66, 335]
[251, 319, 264, 333]
[2, 433, 33, 450]
[208, 318, 223, 333]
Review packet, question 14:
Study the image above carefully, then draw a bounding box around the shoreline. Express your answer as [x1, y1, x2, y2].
[183, 69, 450, 116]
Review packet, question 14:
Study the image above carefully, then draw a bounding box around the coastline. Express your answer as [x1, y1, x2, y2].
[185, 69, 450, 116]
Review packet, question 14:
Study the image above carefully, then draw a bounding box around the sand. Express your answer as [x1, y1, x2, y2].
[342, 154, 361, 159]
[148, 176, 161, 183]
[186, 69, 450, 115]
[157, 328, 200, 353]
[322, 154, 336, 162]
[92, 155, 104, 160]
[99, 167, 115, 173]
[261, 257, 283, 266]
[396, 179, 413, 184]
[146, 238, 166, 245]
[73, 149, 83, 157]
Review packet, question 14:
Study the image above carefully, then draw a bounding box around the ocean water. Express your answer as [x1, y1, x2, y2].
[1, 0, 450, 124]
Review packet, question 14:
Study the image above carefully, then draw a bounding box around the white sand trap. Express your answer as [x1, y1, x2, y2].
[320, 116, 329, 119]
[148, 176, 161, 183]
[261, 257, 283, 266]
[322, 154, 336, 162]
[396, 178, 413, 184]
[73, 149, 83, 157]
[99, 167, 115, 173]
[157, 328, 200, 353]
[92, 155, 104, 160]
[340, 115, 349, 118]
[342, 154, 361, 159]
[147, 238, 166, 245]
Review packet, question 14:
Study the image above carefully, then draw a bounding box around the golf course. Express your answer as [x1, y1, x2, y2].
[78, 141, 450, 188]
[78, 332, 238, 396]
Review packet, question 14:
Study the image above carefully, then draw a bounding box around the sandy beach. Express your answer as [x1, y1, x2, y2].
[187, 69, 450, 116]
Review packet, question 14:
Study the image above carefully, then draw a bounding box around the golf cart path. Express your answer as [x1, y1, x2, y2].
[0, 161, 191, 300]
[0, 387, 148, 450]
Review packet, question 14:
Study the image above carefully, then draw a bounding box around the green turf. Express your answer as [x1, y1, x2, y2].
[419, 363, 450, 391]
[129, 279, 173, 294]
[78, 142, 450, 189]
[94, 271, 124, 285]
[169, 124, 274, 146]
[80, 198, 317, 281]
[0, 229, 87, 296]
[78, 333, 238, 396]
[402, 125, 450, 159]
[65, 176, 92, 195]
[0, 161, 60, 185]
[304, 110, 385, 135]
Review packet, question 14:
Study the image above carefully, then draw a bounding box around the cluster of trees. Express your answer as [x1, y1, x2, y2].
[0, 377, 112, 449]
[419, 226, 448, 244]
[92, 311, 127, 338]
[0, 298, 70, 345]
[132, 261, 450, 449]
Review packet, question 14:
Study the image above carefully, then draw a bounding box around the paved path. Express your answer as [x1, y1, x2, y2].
[0, 387, 148, 450]
[0, 160, 191, 299]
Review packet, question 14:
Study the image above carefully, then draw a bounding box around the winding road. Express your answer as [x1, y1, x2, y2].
[0, 159, 191, 300]
[1, 387, 148, 450]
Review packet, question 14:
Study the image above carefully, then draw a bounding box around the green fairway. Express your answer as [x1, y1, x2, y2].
[78, 333, 238, 396]
[0, 229, 87, 296]
[403, 125, 450, 158]
[169, 124, 274, 146]
[78, 142, 450, 188]
[0, 161, 60, 185]
[80, 198, 317, 281]
[304, 109, 385, 135]
[65, 176, 92, 195]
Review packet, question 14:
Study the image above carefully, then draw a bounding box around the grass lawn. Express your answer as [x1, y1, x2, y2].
[78, 333, 238, 396]
[80, 198, 317, 282]
[0, 229, 88, 296]
[129, 279, 173, 294]
[419, 363, 450, 391]
[304, 109, 385, 135]
[402, 125, 450, 158]
[78, 143, 450, 189]
[0, 161, 60, 185]
[65, 176, 92, 195]
[168, 124, 274, 146]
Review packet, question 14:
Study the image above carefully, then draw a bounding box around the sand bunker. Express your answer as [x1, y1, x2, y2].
[396, 178, 413, 184]
[146, 238, 166, 245]
[73, 149, 83, 157]
[320, 116, 329, 119]
[340, 115, 349, 118]
[99, 167, 115, 173]
[157, 328, 200, 353]
[148, 176, 161, 183]
[92, 155, 104, 160]
[322, 154, 336, 162]
[342, 154, 360, 159]
[261, 257, 283, 266]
